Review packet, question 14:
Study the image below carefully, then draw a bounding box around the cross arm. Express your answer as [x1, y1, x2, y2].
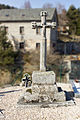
[52, 22, 56, 29]
[46, 22, 56, 29]
[31, 22, 42, 29]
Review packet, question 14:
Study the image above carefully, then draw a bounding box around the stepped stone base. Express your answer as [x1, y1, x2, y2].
[19, 71, 66, 104]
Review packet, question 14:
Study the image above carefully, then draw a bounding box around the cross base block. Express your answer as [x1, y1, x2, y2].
[20, 71, 66, 103]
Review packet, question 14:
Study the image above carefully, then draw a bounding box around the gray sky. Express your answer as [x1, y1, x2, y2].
[0, 0, 80, 9]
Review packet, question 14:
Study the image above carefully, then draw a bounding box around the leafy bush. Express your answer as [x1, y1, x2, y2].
[0, 28, 18, 68]
[67, 5, 80, 35]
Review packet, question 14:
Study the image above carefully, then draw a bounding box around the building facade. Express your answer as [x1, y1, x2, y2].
[0, 8, 58, 51]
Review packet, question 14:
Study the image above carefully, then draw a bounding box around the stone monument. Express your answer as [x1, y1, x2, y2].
[19, 11, 66, 105]
[32, 11, 56, 72]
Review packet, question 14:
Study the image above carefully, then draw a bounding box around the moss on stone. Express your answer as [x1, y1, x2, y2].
[26, 88, 32, 94]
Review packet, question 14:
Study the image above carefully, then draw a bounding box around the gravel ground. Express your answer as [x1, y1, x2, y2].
[0, 84, 80, 120]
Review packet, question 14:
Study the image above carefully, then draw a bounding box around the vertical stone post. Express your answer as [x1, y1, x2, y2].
[40, 11, 47, 72]
[31, 11, 56, 72]
[64, 60, 71, 82]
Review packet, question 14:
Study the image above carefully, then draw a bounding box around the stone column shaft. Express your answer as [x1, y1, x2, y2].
[40, 37, 47, 71]
[40, 14, 47, 72]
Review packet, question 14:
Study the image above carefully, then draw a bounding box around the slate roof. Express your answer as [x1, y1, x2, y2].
[0, 8, 56, 22]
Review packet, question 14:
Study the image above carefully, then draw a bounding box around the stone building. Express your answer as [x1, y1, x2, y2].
[0, 8, 58, 51]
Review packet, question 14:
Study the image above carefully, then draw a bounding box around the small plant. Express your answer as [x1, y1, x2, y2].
[26, 88, 32, 94]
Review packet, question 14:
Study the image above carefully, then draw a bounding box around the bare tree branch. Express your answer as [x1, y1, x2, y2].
[56, 3, 65, 14]
[24, 0, 31, 9]
[42, 3, 53, 8]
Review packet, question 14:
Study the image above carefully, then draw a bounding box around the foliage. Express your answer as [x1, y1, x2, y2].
[58, 9, 68, 26]
[0, 28, 18, 69]
[67, 5, 80, 35]
[56, 3, 65, 14]
[47, 53, 63, 76]
[0, 4, 15, 9]
[0, 28, 24, 86]
[0, 69, 11, 87]
[23, 50, 40, 66]
[26, 89, 32, 94]
[76, 18, 80, 35]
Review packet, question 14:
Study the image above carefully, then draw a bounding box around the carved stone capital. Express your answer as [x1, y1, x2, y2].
[40, 11, 48, 16]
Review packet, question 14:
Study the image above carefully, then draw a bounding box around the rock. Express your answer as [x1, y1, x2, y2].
[39, 94, 54, 103]
[24, 92, 39, 103]
[54, 91, 66, 102]
[32, 85, 40, 94]
[39, 94, 49, 102]
[20, 81, 25, 87]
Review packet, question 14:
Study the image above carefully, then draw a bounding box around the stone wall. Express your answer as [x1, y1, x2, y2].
[1, 21, 58, 52]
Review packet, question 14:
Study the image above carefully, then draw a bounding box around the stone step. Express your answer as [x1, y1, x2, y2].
[17, 100, 75, 108]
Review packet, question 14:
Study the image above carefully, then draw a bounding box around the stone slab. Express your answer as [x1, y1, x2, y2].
[17, 100, 75, 108]
[23, 92, 39, 103]
[32, 84, 58, 94]
[32, 71, 55, 85]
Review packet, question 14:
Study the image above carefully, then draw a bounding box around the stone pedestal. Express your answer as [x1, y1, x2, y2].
[32, 71, 55, 85]
[21, 71, 66, 103]
[32, 71, 57, 102]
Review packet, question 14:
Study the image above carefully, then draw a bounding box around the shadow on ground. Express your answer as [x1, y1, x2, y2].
[0, 109, 4, 113]
[0, 89, 22, 95]
[0, 95, 4, 96]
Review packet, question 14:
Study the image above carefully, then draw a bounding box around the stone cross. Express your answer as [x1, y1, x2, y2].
[32, 11, 56, 72]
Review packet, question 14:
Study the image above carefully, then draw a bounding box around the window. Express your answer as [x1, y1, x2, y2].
[36, 28, 41, 35]
[5, 14, 9, 17]
[36, 43, 40, 49]
[53, 43, 56, 47]
[19, 42, 24, 49]
[22, 14, 25, 16]
[20, 26, 24, 34]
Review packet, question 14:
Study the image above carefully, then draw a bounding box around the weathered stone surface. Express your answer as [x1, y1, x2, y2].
[24, 92, 39, 103]
[32, 71, 55, 85]
[39, 94, 54, 103]
[32, 85, 40, 94]
[24, 93, 53, 103]
[22, 85, 66, 103]
[31, 71, 58, 103]
[32, 84, 58, 94]
[54, 91, 66, 102]
[22, 90, 66, 103]
[19, 71, 66, 103]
